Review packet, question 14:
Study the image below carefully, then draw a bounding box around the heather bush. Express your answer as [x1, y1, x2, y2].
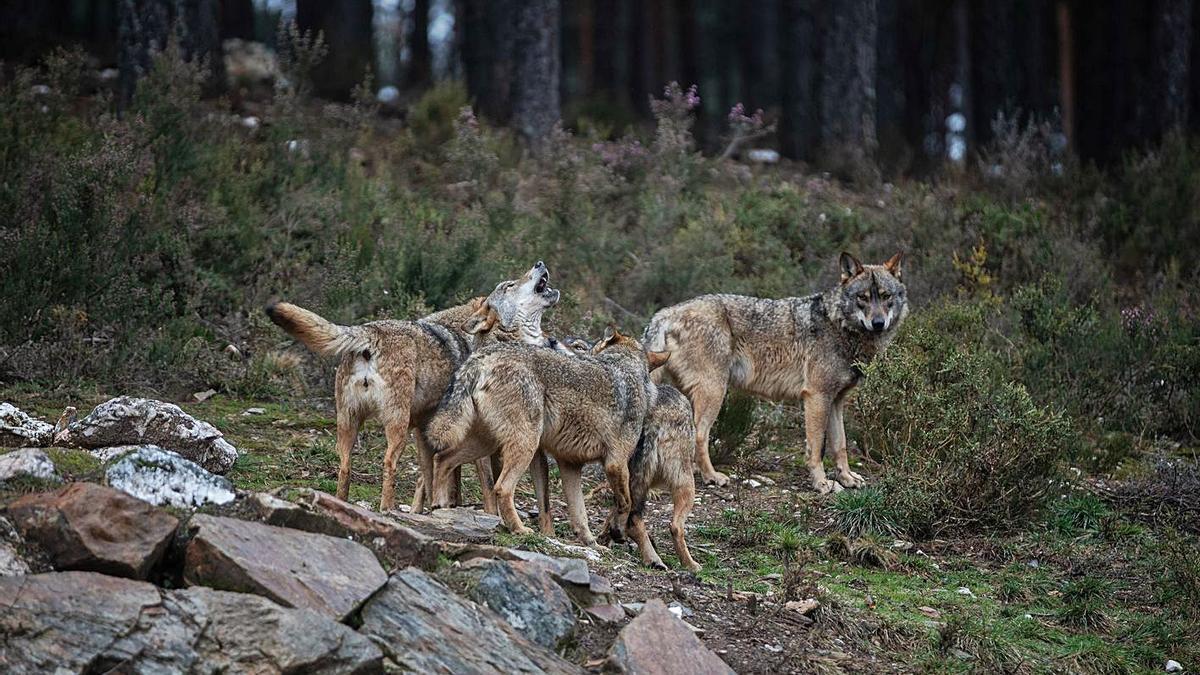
[854, 301, 1071, 536]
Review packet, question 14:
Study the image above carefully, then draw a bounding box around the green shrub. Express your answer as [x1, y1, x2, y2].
[855, 301, 1071, 537]
[831, 487, 900, 537]
[1058, 576, 1113, 630]
[1047, 493, 1111, 535]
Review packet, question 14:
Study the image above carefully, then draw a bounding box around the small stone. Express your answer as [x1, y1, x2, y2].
[744, 478, 763, 489]
[1166, 659, 1183, 672]
[764, 644, 783, 653]
[193, 389, 217, 402]
[242, 407, 266, 415]
[786, 598, 821, 616]
[956, 587, 975, 598]
[0, 448, 60, 483]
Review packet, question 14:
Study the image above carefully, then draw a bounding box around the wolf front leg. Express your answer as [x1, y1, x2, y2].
[803, 391, 842, 495]
[829, 399, 866, 489]
[559, 462, 598, 545]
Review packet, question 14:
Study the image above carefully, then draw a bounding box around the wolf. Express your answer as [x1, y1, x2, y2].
[644, 252, 907, 494]
[564, 338, 701, 572]
[265, 261, 560, 511]
[423, 329, 668, 543]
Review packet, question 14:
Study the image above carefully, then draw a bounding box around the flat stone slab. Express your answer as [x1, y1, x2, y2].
[184, 513, 387, 620]
[608, 599, 735, 675]
[460, 557, 576, 649]
[0, 571, 383, 674]
[6, 482, 178, 580]
[387, 506, 502, 542]
[360, 567, 581, 674]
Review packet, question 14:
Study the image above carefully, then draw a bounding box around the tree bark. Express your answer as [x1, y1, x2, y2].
[407, 0, 433, 89]
[513, 0, 562, 145]
[117, 0, 224, 107]
[296, 0, 374, 101]
[460, 0, 517, 122]
[1153, 0, 1192, 134]
[818, 0, 878, 175]
[778, 0, 819, 161]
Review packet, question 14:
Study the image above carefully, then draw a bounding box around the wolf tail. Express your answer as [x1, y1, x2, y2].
[424, 363, 482, 454]
[265, 302, 368, 358]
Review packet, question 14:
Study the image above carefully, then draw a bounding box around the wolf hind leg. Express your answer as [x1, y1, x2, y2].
[688, 379, 731, 487]
[670, 481, 701, 572]
[828, 400, 866, 489]
[559, 462, 597, 545]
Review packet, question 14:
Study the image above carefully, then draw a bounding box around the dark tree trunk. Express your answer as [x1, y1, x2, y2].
[1152, 0, 1193, 134]
[778, 0, 819, 161]
[117, 0, 224, 107]
[296, 0, 374, 101]
[220, 0, 255, 40]
[407, 0, 433, 89]
[818, 0, 878, 175]
[743, 0, 780, 112]
[513, 0, 562, 145]
[592, 0, 620, 97]
[460, 0, 517, 122]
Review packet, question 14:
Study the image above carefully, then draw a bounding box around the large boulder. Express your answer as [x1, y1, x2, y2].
[0, 402, 53, 447]
[0, 571, 383, 674]
[0, 448, 60, 484]
[183, 513, 387, 620]
[250, 490, 439, 569]
[105, 445, 236, 509]
[360, 567, 581, 674]
[6, 482, 178, 580]
[58, 396, 238, 473]
[0, 515, 30, 577]
[459, 557, 576, 650]
[608, 599, 735, 675]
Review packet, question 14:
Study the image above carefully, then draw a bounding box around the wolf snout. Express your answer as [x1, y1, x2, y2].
[872, 317, 886, 332]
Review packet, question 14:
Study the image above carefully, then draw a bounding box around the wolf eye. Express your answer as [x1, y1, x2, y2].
[856, 294, 869, 303]
[880, 292, 891, 301]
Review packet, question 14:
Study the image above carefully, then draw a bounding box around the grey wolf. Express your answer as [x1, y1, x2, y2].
[643, 252, 907, 494]
[423, 329, 668, 543]
[567, 338, 700, 572]
[265, 261, 560, 511]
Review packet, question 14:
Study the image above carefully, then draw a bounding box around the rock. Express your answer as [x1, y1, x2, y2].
[586, 604, 627, 624]
[0, 448, 60, 483]
[1166, 660, 1183, 672]
[460, 558, 576, 649]
[0, 515, 30, 576]
[0, 571, 382, 674]
[387, 506, 502, 542]
[253, 489, 438, 569]
[184, 513, 387, 620]
[786, 598, 821, 616]
[105, 445, 236, 508]
[360, 567, 580, 674]
[956, 586, 975, 598]
[917, 605, 941, 619]
[58, 396, 238, 473]
[193, 388, 217, 402]
[6, 482, 178, 579]
[0, 402, 54, 447]
[608, 599, 734, 675]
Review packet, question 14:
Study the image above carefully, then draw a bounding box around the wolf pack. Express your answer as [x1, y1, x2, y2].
[267, 252, 908, 573]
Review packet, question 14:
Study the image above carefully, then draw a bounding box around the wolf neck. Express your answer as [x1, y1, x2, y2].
[514, 314, 546, 345]
[818, 289, 893, 365]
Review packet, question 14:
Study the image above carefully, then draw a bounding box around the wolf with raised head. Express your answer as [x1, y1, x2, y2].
[423, 329, 668, 543]
[643, 252, 907, 494]
[265, 261, 560, 511]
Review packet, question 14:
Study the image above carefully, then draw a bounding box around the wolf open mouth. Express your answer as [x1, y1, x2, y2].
[535, 271, 549, 294]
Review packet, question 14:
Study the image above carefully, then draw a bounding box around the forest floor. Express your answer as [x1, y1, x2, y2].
[4, 385, 1197, 674]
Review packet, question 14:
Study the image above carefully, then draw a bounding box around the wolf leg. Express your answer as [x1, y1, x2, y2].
[629, 514, 667, 570]
[531, 451, 554, 535]
[604, 458, 634, 542]
[334, 413, 360, 502]
[689, 381, 731, 487]
[670, 482, 701, 572]
[560, 462, 597, 545]
[492, 442, 537, 536]
[474, 452, 497, 514]
[430, 437, 493, 509]
[829, 401, 866, 488]
[379, 409, 412, 511]
[803, 393, 842, 495]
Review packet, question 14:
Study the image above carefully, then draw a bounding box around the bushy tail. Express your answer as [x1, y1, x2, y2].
[265, 302, 368, 358]
[424, 365, 482, 453]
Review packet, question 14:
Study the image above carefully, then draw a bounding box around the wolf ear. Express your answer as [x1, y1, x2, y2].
[646, 350, 671, 371]
[839, 252, 864, 283]
[884, 252, 903, 280]
[602, 325, 616, 342]
[463, 304, 498, 334]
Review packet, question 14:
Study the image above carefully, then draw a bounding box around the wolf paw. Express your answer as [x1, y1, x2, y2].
[648, 559, 668, 571]
[834, 469, 867, 489]
[683, 560, 702, 573]
[704, 470, 731, 487]
[812, 478, 844, 495]
[507, 523, 534, 536]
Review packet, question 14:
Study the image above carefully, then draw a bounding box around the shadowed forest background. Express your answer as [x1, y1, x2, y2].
[1, 2, 1199, 670]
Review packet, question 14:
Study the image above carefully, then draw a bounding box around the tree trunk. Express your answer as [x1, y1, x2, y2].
[592, 0, 619, 97]
[220, 0, 255, 40]
[513, 0, 562, 145]
[407, 0, 432, 89]
[117, 0, 223, 107]
[459, 0, 517, 122]
[818, 0, 879, 177]
[778, 0, 819, 161]
[1153, 0, 1192, 134]
[296, 0, 374, 101]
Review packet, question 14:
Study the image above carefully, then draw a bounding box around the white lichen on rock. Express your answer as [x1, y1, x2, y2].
[59, 396, 238, 474]
[105, 445, 236, 509]
[0, 402, 54, 447]
[0, 448, 60, 483]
